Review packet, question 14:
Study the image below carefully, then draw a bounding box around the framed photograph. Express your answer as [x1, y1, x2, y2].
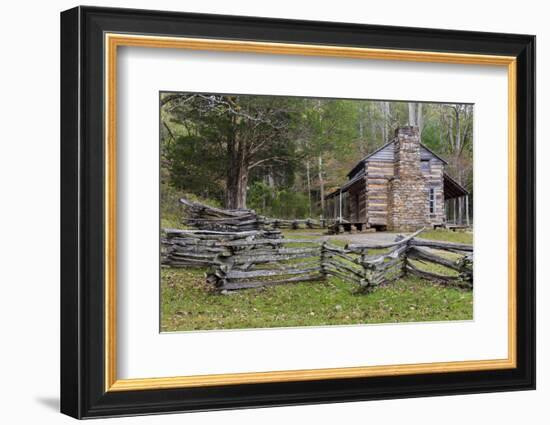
[60, 6, 535, 419]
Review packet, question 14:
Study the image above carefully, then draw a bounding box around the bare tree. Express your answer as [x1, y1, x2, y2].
[381, 101, 390, 142]
[408, 102, 423, 132]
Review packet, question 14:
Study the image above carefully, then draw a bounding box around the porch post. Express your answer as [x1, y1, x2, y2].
[465, 195, 470, 227]
[452, 198, 456, 224]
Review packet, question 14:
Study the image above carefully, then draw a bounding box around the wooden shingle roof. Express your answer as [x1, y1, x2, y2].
[347, 138, 448, 178]
[443, 172, 469, 199]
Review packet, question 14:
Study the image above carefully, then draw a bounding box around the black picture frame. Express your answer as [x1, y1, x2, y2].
[61, 5, 535, 419]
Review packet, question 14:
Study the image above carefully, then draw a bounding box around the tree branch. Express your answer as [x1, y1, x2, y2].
[162, 120, 175, 142]
[248, 156, 289, 170]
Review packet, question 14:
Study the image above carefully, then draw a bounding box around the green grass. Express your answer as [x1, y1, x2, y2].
[161, 215, 183, 230]
[160, 229, 473, 332]
[161, 268, 472, 331]
[420, 229, 473, 244]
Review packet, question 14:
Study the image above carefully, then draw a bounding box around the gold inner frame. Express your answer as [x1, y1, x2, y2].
[104, 33, 517, 392]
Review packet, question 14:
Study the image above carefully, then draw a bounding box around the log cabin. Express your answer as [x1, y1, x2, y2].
[325, 126, 470, 232]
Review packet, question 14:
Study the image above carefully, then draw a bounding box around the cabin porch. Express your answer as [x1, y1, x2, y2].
[443, 172, 471, 230]
[324, 172, 370, 233]
[324, 171, 470, 233]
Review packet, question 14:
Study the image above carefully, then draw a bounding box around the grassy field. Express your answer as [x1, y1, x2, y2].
[418, 229, 473, 244]
[161, 229, 473, 332]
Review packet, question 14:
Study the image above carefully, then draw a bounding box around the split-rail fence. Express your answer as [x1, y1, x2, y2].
[162, 228, 473, 293]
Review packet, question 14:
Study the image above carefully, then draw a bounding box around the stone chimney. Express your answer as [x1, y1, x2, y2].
[388, 126, 429, 231]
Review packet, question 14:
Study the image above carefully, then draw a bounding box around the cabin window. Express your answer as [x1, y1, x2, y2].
[429, 187, 435, 214]
[421, 159, 430, 173]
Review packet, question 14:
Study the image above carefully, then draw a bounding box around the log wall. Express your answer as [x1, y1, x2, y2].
[341, 129, 447, 230]
[422, 160, 445, 226]
[365, 159, 394, 227]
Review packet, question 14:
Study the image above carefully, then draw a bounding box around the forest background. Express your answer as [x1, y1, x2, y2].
[160, 93, 473, 224]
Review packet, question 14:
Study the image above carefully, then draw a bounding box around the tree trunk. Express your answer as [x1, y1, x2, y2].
[225, 164, 249, 209]
[417, 103, 423, 133]
[408, 103, 423, 131]
[408, 103, 417, 126]
[381, 102, 390, 142]
[454, 108, 462, 188]
[359, 117, 365, 155]
[369, 104, 376, 148]
[266, 168, 275, 188]
[306, 160, 312, 217]
[455, 108, 461, 152]
[359, 103, 367, 155]
[318, 155, 325, 214]
[225, 129, 249, 209]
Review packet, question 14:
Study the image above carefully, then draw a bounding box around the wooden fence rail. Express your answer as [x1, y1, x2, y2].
[179, 197, 325, 231]
[206, 238, 323, 291]
[344, 228, 473, 290]
[161, 228, 281, 267]
[321, 243, 367, 287]
[163, 227, 473, 292]
[263, 218, 325, 230]
[180, 197, 273, 232]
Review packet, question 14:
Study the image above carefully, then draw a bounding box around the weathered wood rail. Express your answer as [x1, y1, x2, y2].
[346, 229, 473, 290]
[163, 227, 473, 292]
[179, 197, 326, 231]
[180, 197, 274, 232]
[206, 238, 323, 290]
[161, 229, 281, 267]
[264, 218, 324, 230]
[321, 243, 367, 287]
